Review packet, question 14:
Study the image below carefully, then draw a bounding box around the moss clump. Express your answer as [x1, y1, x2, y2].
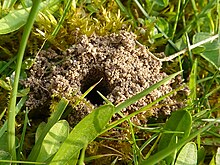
[23, 30, 180, 126]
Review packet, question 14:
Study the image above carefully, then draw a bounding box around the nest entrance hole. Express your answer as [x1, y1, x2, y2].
[80, 68, 112, 106]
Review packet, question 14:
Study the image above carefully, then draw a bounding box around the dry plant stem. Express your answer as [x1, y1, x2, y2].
[137, 34, 219, 62]
[7, 0, 41, 160]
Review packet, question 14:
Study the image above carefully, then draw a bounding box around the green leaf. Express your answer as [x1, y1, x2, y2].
[149, 17, 169, 43]
[2, 0, 17, 10]
[141, 119, 216, 165]
[0, 133, 8, 151]
[17, 88, 30, 97]
[49, 104, 114, 165]
[0, 96, 27, 138]
[165, 36, 187, 55]
[0, 133, 19, 153]
[157, 110, 192, 164]
[0, 8, 31, 34]
[0, 79, 11, 91]
[188, 58, 197, 104]
[197, 146, 205, 164]
[36, 120, 69, 162]
[175, 142, 197, 165]
[156, 17, 169, 36]
[209, 155, 215, 165]
[193, 32, 219, 69]
[0, 150, 11, 165]
[35, 122, 46, 143]
[22, 57, 35, 70]
[216, 147, 220, 165]
[151, 0, 169, 11]
[192, 47, 206, 54]
[28, 97, 69, 161]
[0, 0, 61, 34]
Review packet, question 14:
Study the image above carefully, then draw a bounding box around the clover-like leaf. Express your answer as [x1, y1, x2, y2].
[193, 32, 219, 69]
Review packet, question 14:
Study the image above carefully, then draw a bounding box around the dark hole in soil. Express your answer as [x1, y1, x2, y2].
[80, 68, 112, 106]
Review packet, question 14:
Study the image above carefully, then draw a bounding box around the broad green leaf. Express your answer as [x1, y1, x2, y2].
[0, 8, 31, 34]
[36, 120, 69, 162]
[0, 150, 11, 165]
[193, 32, 219, 69]
[0, 0, 61, 34]
[175, 142, 197, 165]
[157, 110, 192, 164]
[49, 104, 114, 165]
[28, 97, 69, 161]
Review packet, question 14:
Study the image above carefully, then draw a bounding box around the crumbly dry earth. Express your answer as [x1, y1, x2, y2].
[24, 31, 179, 126]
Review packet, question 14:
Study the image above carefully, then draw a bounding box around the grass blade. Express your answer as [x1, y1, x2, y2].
[62, 78, 103, 118]
[7, 0, 41, 160]
[140, 119, 218, 165]
[188, 58, 197, 104]
[0, 96, 27, 138]
[115, 71, 182, 113]
[175, 0, 216, 39]
[17, 109, 29, 161]
[28, 97, 69, 161]
[114, 0, 130, 18]
[101, 84, 185, 134]
[50, 0, 72, 37]
[49, 104, 114, 165]
[133, 0, 179, 51]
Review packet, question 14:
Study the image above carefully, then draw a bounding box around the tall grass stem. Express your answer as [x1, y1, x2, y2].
[7, 0, 41, 160]
[51, 0, 72, 37]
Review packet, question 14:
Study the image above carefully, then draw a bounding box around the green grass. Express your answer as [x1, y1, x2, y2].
[0, 0, 219, 164]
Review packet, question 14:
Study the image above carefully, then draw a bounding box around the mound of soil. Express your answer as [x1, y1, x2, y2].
[23, 31, 180, 126]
